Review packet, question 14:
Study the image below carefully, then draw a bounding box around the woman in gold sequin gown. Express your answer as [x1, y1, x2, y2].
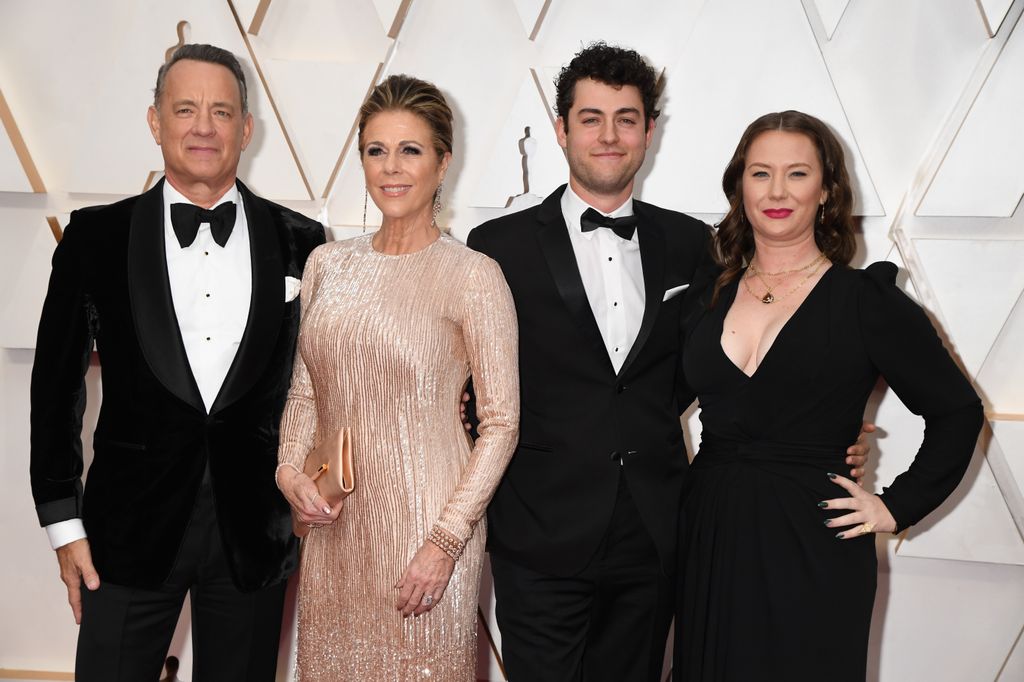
[275, 76, 519, 681]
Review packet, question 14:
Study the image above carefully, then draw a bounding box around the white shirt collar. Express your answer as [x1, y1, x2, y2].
[561, 184, 635, 240]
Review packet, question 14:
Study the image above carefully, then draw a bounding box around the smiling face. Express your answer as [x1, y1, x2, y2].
[147, 59, 253, 201]
[361, 110, 450, 225]
[557, 78, 654, 209]
[741, 130, 828, 247]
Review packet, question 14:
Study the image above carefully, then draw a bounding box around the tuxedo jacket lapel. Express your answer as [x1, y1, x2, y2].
[618, 203, 666, 378]
[211, 181, 284, 414]
[128, 178, 205, 413]
[535, 189, 612, 372]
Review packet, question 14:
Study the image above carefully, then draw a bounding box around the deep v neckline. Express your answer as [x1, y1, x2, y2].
[717, 265, 834, 380]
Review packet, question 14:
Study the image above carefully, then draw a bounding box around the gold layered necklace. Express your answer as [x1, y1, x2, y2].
[744, 253, 828, 304]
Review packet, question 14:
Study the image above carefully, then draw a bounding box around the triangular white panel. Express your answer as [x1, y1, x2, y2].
[510, 0, 547, 37]
[898, 449, 1024, 565]
[467, 74, 566, 208]
[1000, 623, 1024, 681]
[248, 0, 392, 59]
[912, 239, 1024, 377]
[819, 0, 987, 214]
[813, 0, 851, 39]
[918, 17, 1024, 216]
[263, 59, 381, 197]
[644, 0, 883, 215]
[370, 0, 404, 34]
[978, 0, 1014, 36]
[232, 0, 264, 32]
[992, 419, 1024, 525]
[977, 292, 1024, 415]
[0, 113, 34, 192]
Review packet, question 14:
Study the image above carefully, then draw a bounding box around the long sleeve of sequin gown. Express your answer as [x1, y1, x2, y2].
[278, 234, 519, 681]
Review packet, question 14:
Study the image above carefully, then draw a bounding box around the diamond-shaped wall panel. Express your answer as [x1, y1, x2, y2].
[918, 14, 1024, 217]
[813, 0, 851, 39]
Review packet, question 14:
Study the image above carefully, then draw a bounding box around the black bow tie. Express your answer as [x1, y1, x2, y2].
[580, 207, 638, 241]
[170, 202, 237, 248]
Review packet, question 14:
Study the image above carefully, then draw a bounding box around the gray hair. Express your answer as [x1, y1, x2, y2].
[153, 44, 249, 115]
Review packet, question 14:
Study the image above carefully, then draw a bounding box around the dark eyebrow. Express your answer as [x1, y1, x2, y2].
[747, 161, 813, 169]
[575, 107, 642, 118]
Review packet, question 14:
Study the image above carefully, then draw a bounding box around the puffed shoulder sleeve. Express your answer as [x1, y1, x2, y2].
[858, 261, 984, 532]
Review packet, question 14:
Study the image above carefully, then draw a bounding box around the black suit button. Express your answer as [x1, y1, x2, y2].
[616, 384, 627, 393]
[610, 451, 621, 461]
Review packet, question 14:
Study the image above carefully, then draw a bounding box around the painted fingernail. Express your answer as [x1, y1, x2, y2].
[835, 532, 845, 539]
[823, 519, 832, 527]
[827, 472, 837, 479]
[818, 501, 828, 508]
[322, 506, 331, 514]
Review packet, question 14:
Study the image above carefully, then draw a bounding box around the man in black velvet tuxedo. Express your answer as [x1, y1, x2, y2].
[468, 43, 868, 681]
[29, 44, 325, 680]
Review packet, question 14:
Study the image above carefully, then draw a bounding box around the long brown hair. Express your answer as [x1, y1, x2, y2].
[712, 110, 856, 303]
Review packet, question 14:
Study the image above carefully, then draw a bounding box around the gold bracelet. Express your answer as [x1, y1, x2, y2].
[428, 526, 465, 561]
[275, 462, 301, 491]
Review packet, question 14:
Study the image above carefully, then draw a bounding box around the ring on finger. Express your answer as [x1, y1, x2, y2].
[860, 522, 875, 534]
[422, 594, 434, 607]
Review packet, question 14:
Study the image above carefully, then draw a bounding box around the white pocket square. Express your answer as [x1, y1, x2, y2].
[285, 276, 302, 303]
[662, 284, 690, 302]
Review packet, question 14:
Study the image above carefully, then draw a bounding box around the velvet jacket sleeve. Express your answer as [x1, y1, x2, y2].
[858, 261, 984, 532]
[30, 218, 96, 526]
[431, 255, 520, 546]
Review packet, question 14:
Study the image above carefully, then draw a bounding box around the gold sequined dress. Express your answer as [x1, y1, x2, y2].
[278, 233, 519, 681]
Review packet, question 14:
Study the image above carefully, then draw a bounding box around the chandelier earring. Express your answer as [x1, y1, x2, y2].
[432, 182, 444, 224]
[819, 202, 826, 225]
[362, 187, 369, 233]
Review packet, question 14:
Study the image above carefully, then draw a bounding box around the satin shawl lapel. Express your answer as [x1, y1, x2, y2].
[210, 180, 284, 414]
[535, 188, 612, 372]
[127, 178, 205, 412]
[618, 204, 666, 378]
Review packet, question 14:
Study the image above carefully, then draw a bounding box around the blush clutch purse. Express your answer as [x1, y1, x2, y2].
[292, 427, 355, 538]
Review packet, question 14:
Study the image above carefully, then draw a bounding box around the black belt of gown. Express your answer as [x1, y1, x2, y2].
[691, 433, 848, 471]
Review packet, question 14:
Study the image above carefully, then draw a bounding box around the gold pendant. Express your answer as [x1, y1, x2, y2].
[761, 292, 775, 304]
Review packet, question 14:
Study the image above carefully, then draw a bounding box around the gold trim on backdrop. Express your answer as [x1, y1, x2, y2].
[249, 0, 273, 35]
[164, 21, 189, 62]
[46, 216, 63, 243]
[321, 62, 385, 200]
[226, 0, 315, 200]
[988, 413, 1024, 421]
[0, 669, 75, 681]
[0, 89, 46, 192]
[529, 0, 553, 41]
[388, 0, 415, 39]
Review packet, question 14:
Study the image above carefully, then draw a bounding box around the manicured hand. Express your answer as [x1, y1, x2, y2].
[395, 542, 455, 617]
[277, 465, 343, 528]
[459, 391, 473, 432]
[820, 472, 897, 539]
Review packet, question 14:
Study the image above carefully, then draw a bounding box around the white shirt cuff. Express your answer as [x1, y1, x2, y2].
[45, 519, 87, 550]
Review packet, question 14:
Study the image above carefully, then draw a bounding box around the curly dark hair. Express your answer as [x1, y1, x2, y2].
[554, 41, 662, 131]
[712, 110, 856, 303]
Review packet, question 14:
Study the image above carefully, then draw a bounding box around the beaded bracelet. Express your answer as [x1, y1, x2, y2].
[428, 526, 465, 561]
[274, 462, 301, 491]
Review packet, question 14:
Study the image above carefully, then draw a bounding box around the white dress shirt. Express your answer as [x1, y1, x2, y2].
[46, 181, 252, 550]
[561, 185, 646, 375]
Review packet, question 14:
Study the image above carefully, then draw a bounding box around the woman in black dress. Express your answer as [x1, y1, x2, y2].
[674, 111, 983, 681]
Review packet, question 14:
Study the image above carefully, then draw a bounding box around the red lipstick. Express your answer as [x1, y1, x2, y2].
[763, 209, 793, 219]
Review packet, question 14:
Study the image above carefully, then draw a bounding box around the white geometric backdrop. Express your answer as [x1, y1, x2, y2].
[1, 1, 1022, 680]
